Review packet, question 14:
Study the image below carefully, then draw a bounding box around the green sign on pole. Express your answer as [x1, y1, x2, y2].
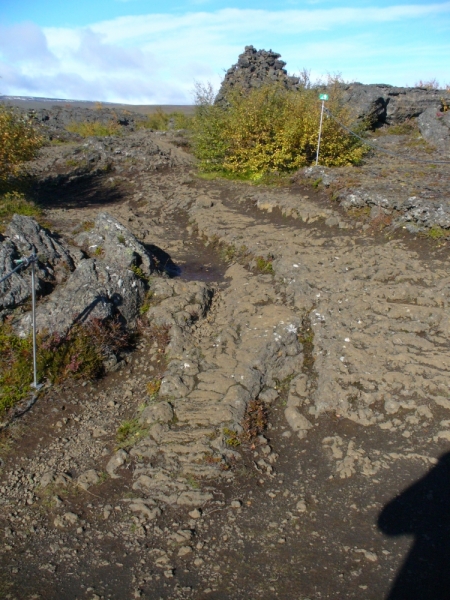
[319, 94, 329, 101]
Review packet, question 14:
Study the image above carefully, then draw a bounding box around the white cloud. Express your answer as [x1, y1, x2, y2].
[0, 3, 449, 103]
[88, 3, 450, 43]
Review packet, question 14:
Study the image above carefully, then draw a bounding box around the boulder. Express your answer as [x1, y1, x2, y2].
[0, 215, 80, 318]
[340, 84, 450, 127]
[74, 212, 153, 275]
[0, 239, 32, 315]
[418, 106, 450, 149]
[6, 212, 154, 336]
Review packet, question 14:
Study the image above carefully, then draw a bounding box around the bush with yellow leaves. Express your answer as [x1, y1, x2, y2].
[192, 81, 367, 178]
[0, 106, 43, 180]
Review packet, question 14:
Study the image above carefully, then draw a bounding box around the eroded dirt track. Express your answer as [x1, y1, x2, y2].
[1, 133, 450, 600]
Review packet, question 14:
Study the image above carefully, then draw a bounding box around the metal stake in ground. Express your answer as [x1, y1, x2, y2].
[29, 255, 41, 390]
[315, 94, 329, 166]
[2, 254, 42, 390]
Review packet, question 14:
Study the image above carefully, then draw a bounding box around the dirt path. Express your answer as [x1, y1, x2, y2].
[1, 133, 450, 600]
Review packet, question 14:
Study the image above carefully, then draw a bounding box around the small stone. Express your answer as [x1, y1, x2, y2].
[106, 449, 128, 479]
[53, 515, 65, 528]
[77, 469, 100, 490]
[164, 569, 174, 578]
[178, 546, 192, 557]
[194, 558, 204, 566]
[64, 512, 79, 525]
[40, 471, 55, 489]
[188, 508, 202, 519]
[230, 500, 242, 508]
[296, 500, 307, 513]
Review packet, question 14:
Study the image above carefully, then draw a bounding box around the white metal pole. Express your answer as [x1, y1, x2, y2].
[315, 100, 325, 166]
[31, 256, 39, 389]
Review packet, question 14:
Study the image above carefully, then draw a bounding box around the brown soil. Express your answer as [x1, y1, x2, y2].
[1, 129, 450, 600]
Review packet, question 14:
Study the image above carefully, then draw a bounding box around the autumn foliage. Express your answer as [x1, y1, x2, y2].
[0, 106, 43, 180]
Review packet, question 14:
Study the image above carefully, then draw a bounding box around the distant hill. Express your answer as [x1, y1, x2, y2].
[0, 95, 195, 115]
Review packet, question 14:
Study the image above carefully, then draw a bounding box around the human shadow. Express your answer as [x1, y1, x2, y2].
[71, 292, 123, 326]
[378, 451, 450, 600]
[145, 243, 180, 277]
[32, 171, 125, 209]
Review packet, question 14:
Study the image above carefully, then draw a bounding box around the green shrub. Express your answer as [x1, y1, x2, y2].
[0, 106, 43, 180]
[192, 81, 367, 177]
[66, 120, 122, 138]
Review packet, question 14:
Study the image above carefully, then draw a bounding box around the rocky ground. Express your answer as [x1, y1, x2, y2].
[1, 124, 450, 600]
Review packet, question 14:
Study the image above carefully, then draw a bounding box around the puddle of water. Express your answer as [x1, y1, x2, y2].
[176, 236, 228, 283]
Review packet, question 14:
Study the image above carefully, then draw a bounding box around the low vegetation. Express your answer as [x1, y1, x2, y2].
[116, 418, 148, 449]
[0, 191, 42, 232]
[414, 79, 450, 91]
[192, 80, 368, 179]
[0, 317, 131, 416]
[0, 105, 43, 180]
[65, 120, 122, 138]
[138, 108, 192, 131]
[223, 399, 268, 447]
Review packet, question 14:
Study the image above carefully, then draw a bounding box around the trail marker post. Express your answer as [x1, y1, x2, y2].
[315, 93, 329, 166]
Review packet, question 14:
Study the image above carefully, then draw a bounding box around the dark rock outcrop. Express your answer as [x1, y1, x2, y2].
[0, 215, 80, 318]
[26, 130, 179, 184]
[6, 213, 79, 277]
[1, 213, 155, 336]
[341, 83, 450, 128]
[24, 105, 148, 142]
[215, 45, 299, 105]
[0, 239, 32, 316]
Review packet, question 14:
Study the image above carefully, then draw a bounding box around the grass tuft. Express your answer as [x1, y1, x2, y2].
[116, 418, 148, 449]
[427, 226, 447, 240]
[255, 256, 274, 274]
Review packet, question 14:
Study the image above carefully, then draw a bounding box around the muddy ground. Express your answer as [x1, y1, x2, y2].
[1, 128, 450, 600]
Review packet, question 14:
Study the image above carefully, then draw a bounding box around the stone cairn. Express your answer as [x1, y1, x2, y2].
[215, 45, 299, 105]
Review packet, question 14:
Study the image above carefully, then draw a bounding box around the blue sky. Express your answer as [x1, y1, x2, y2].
[1, 0, 449, 104]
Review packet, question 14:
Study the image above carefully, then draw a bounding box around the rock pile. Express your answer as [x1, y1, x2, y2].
[215, 45, 299, 105]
